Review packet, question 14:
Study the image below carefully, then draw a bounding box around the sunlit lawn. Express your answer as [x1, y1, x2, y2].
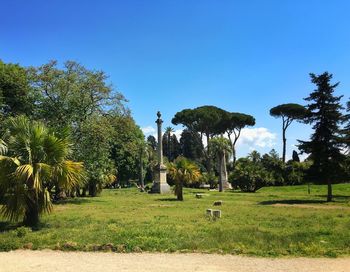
[1, 184, 350, 257]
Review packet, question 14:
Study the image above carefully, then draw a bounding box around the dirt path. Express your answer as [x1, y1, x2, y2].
[0, 250, 349, 272]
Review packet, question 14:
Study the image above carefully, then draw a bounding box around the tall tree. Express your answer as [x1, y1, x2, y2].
[147, 135, 157, 151]
[163, 127, 174, 160]
[170, 134, 181, 160]
[0, 60, 33, 119]
[225, 112, 255, 163]
[137, 139, 148, 191]
[28, 60, 128, 130]
[172, 106, 227, 172]
[179, 129, 204, 162]
[75, 115, 115, 197]
[292, 150, 300, 162]
[110, 115, 146, 185]
[270, 103, 307, 163]
[248, 150, 261, 163]
[344, 99, 350, 154]
[298, 72, 345, 202]
[27, 60, 138, 192]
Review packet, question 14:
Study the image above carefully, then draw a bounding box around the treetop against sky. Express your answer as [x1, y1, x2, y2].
[2, 0, 350, 158]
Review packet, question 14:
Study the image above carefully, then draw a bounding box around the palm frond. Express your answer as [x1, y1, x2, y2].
[0, 155, 21, 166]
[54, 160, 85, 190]
[0, 139, 7, 155]
[13, 164, 33, 183]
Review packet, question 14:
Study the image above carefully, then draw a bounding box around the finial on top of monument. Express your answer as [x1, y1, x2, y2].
[156, 111, 163, 124]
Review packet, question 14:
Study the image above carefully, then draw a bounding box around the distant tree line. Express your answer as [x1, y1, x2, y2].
[169, 72, 350, 201]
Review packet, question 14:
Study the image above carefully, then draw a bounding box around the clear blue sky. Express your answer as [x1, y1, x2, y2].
[1, 0, 350, 158]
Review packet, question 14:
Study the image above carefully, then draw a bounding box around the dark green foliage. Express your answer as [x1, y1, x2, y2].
[147, 135, 157, 151]
[225, 112, 255, 163]
[28, 60, 129, 129]
[270, 103, 308, 163]
[74, 115, 115, 196]
[179, 129, 204, 162]
[230, 158, 271, 192]
[198, 172, 218, 189]
[173, 106, 227, 171]
[162, 127, 181, 162]
[298, 72, 346, 201]
[144, 140, 157, 184]
[170, 135, 181, 160]
[344, 98, 350, 153]
[284, 161, 311, 185]
[0, 60, 33, 119]
[173, 106, 255, 172]
[292, 150, 300, 162]
[110, 116, 146, 184]
[270, 103, 308, 120]
[24, 60, 143, 194]
[261, 149, 285, 186]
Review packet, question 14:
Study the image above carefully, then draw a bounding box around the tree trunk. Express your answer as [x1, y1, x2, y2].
[81, 187, 87, 197]
[282, 127, 286, 163]
[23, 192, 40, 228]
[218, 154, 224, 192]
[206, 133, 211, 173]
[89, 183, 97, 197]
[76, 186, 81, 197]
[327, 179, 332, 202]
[177, 182, 183, 201]
[139, 148, 144, 191]
[232, 146, 237, 165]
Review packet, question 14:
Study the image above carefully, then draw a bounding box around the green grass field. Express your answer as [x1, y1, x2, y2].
[1, 184, 350, 257]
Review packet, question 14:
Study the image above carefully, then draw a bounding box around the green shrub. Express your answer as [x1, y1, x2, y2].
[284, 161, 311, 185]
[15, 226, 32, 238]
[198, 172, 217, 189]
[230, 159, 271, 192]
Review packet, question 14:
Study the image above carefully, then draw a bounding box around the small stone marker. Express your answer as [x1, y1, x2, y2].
[212, 210, 222, 218]
[199, 184, 210, 189]
[206, 209, 213, 217]
[196, 193, 203, 199]
[213, 200, 223, 206]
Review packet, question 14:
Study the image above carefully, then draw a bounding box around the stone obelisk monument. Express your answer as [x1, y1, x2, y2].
[151, 111, 170, 193]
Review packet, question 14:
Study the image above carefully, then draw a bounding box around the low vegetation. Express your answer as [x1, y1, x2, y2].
[1, 184, 350, 257]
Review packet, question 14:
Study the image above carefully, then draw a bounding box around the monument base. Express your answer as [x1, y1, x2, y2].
[150, 182, 171, 194]
[150, 164, 170, 194]
[223, 181, 232, 190]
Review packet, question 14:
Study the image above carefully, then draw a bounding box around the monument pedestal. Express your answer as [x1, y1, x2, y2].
[151, 164, 170, 193]
[223, 181, 232, 189]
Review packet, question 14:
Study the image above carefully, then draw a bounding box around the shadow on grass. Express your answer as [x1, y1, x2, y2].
[0, 221, 19, 233]
[191, 191, 211, 194]
[157, 198, 179, 202]
[54, 197, 101, 205]
[316, 195, 350, 202]
[0, 221, 52, 232]
[259, 199, 326, 205]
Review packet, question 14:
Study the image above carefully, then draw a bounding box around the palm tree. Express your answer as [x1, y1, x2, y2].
[210, 137, 232, 192]
[167, 157, 201, 201]
[248, 150, 261, 163]
[0, 116, 84, 227]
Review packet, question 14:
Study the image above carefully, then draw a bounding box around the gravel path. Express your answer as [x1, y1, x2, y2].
[0, 250, 349, 272]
